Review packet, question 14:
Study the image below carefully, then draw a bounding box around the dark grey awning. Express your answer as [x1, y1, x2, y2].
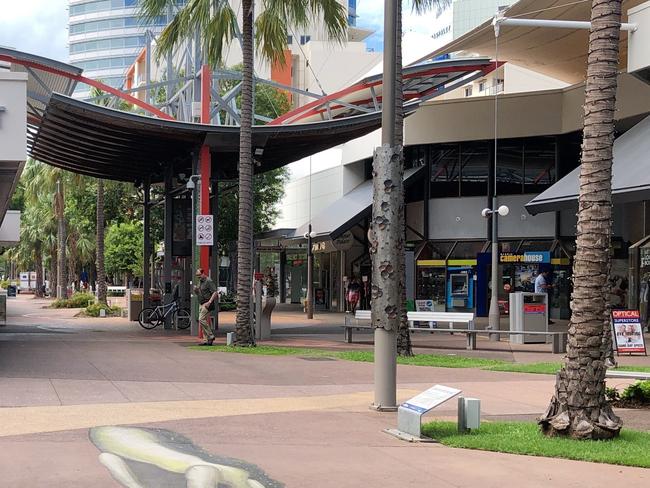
[526, 115, 650, 215]
[292, 165, 426, 241]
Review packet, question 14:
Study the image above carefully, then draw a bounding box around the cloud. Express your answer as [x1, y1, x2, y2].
[356, 0, 448, 55]
[0, 0, 68, 62]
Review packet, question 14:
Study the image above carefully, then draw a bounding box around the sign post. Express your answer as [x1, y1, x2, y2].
[196, 215, 214, 247]
[612, 310, 647, 356]
[385, 385, 461, 442]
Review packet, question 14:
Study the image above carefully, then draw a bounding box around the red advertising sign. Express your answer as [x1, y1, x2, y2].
[612, 310, 647, 355]
[524, 304, 546, 314]
[254, 273, 264, 281]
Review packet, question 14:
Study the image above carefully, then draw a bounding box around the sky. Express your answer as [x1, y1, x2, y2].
[0, 0, 445, 64]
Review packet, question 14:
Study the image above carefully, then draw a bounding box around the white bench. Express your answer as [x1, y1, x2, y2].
[407, 311, 474, 330]
[605, 370, 650, 381]
[342, 310, 373, 342]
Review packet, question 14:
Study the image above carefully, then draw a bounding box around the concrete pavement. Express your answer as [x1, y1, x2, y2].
[0, 294, 648, 487]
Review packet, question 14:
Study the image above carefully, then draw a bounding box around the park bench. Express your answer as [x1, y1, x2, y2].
[605, 370, 650, 381]
[342, 310, 373, 343]
[343, 310, 567, 353]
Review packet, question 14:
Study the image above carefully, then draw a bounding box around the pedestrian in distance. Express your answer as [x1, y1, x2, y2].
[534, 269, 555, 325]
[193, 267, 217, 346]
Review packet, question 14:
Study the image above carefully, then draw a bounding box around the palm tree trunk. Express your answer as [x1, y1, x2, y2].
[394, 0, 413, 357]
[234, 0, 255, 345]
[56, 179, 67, 299]
[539, 0, 623, 439]
[34, 243, 44, 298]
[96, 179, 107, 304]
[50, 249, 57, 297]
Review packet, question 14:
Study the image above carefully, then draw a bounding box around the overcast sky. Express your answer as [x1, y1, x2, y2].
[0, 0, 443, 63]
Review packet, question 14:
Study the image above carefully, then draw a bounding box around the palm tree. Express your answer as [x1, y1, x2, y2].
[140, 0, 347, 344]
[96, 179, 108, 304]
[539, 0, 623, 439]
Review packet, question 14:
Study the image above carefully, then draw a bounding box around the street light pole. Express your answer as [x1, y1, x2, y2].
[307, 223, 314, 319]
[482, 204, 509, 339]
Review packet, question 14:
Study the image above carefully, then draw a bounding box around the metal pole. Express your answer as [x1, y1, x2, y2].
[496, 16, 637, 32]
[307, 223, 314, 319]
[163, 165, 174, 329]
[143, 177, 151, 309]
[374, 0, 398, 411]
[211, 179, 219, 331]
[489, 196, 500, 340]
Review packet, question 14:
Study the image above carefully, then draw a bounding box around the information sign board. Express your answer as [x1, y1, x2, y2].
[401, 384, 461, 414]
[415, 299, 434, 312]
[612, 310, 647, 355]
[196, 215, 214, 246]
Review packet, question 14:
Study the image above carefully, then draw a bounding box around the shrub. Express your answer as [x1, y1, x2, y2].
[0, 280, 9, 289]
[219, 302, 236, 311]
[84, 303, 122, 317]
[621, 381, 650, 403]
[51, 292, 96, 309]
[605, 386, 620, 402]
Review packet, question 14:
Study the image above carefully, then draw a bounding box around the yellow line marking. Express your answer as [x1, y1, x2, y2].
[0, 390, 421, 438]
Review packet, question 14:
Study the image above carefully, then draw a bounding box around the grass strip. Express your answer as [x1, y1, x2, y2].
[189, 345, 650, 376]
[421, 421, 650, 468]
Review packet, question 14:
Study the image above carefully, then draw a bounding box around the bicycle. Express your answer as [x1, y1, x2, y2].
[138, 300, 191, 330]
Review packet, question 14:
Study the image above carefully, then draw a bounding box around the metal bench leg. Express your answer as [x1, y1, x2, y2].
[553, 334, 567, 354]
[346, 328, 353, 344]
[466, 332, 477, 350]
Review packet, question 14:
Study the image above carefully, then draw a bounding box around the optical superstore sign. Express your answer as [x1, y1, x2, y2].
[499, 252, 551, 264]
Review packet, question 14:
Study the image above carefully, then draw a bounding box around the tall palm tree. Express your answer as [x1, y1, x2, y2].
[539, 0, 623, 440]
[96, 179, 108, 304]
[140, 0, 347, 344]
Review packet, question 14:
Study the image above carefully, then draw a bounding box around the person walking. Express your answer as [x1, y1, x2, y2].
[347, 276, 362, 313]
[534, 269, 554, 325]
[193, 267, 217, 346]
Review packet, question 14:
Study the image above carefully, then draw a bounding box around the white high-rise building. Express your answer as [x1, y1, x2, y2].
[68, 0, 182, 97]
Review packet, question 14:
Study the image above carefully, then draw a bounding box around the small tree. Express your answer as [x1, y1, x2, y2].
[105, 222, 144, 287]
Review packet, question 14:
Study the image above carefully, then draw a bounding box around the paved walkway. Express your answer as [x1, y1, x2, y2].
[0, 295, 648, 487]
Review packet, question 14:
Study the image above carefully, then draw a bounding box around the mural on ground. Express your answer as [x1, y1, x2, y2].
[89, 426, 284, 487]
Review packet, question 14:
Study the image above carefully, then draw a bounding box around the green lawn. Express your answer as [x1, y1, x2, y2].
[421, 421, 650, 468]
[189, 345, 650, 376]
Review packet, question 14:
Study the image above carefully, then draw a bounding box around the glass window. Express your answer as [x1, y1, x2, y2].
[524, 138, 556, 192]
[496, 140, 524, 194]
[416, 241, 455, 261]
[287, 35, 293, 45]
[449, 241, 486, 259]
[459, 142, 489, 196]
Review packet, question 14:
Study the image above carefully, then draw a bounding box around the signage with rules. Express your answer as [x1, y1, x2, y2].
[196, 215, 214, 246]
[612, 310, 647, 355]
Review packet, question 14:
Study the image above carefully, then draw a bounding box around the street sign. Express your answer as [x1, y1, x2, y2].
[196, 214, 214, 246]
[388, 384, 462, 442]
[401, 384, 461, 414]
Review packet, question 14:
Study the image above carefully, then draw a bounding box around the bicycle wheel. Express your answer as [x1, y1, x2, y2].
[174, 308, 191, 330]
[139, 307, 161, 329]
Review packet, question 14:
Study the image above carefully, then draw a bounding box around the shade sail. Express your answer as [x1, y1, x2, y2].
[31, 94, 386, 183]
[292, 165, 426, 241]
[420, 0, 645, 84]
[526, 115, 650, 214]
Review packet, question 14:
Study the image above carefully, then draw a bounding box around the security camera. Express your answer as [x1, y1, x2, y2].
[304, 232, 310, 239]
[186, 179, 195, 190]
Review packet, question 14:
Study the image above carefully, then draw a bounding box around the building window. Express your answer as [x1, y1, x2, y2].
[464, 86, 472, 97]
[300, 35, 311, 45]
[478, 80, 486, 92]
[287, 35, 293, 45]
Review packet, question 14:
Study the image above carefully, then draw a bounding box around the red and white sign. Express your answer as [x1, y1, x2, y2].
[612, 310, 647, 354]
[524, 304, 546, 315]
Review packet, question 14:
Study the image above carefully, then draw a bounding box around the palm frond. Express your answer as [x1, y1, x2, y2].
[257, 0, 347, 65]
[411, 0, 451, 16]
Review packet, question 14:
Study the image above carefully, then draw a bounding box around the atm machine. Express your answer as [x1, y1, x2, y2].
[446, 267, 474, 311]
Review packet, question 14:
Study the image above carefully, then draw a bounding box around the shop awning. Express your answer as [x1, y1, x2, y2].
[292, 165, 426, 241]
[526, 115, 650, 214]
[420, 0, 644, 84]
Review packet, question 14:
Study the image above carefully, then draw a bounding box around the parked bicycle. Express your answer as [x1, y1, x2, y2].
[138, 300, 191, 330]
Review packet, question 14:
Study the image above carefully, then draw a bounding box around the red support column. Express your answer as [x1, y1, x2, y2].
[199, 64, 212, 274]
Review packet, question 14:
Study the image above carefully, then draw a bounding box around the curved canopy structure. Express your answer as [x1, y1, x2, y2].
[269, 57, 496, 125]
[31, 94, 385, 183]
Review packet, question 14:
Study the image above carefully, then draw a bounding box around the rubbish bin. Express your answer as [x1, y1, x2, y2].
[6, 285, 17, 297]
[127, 289, 143, 322]
[0, 292, 6, 324]
[509, 292, 548, 344]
